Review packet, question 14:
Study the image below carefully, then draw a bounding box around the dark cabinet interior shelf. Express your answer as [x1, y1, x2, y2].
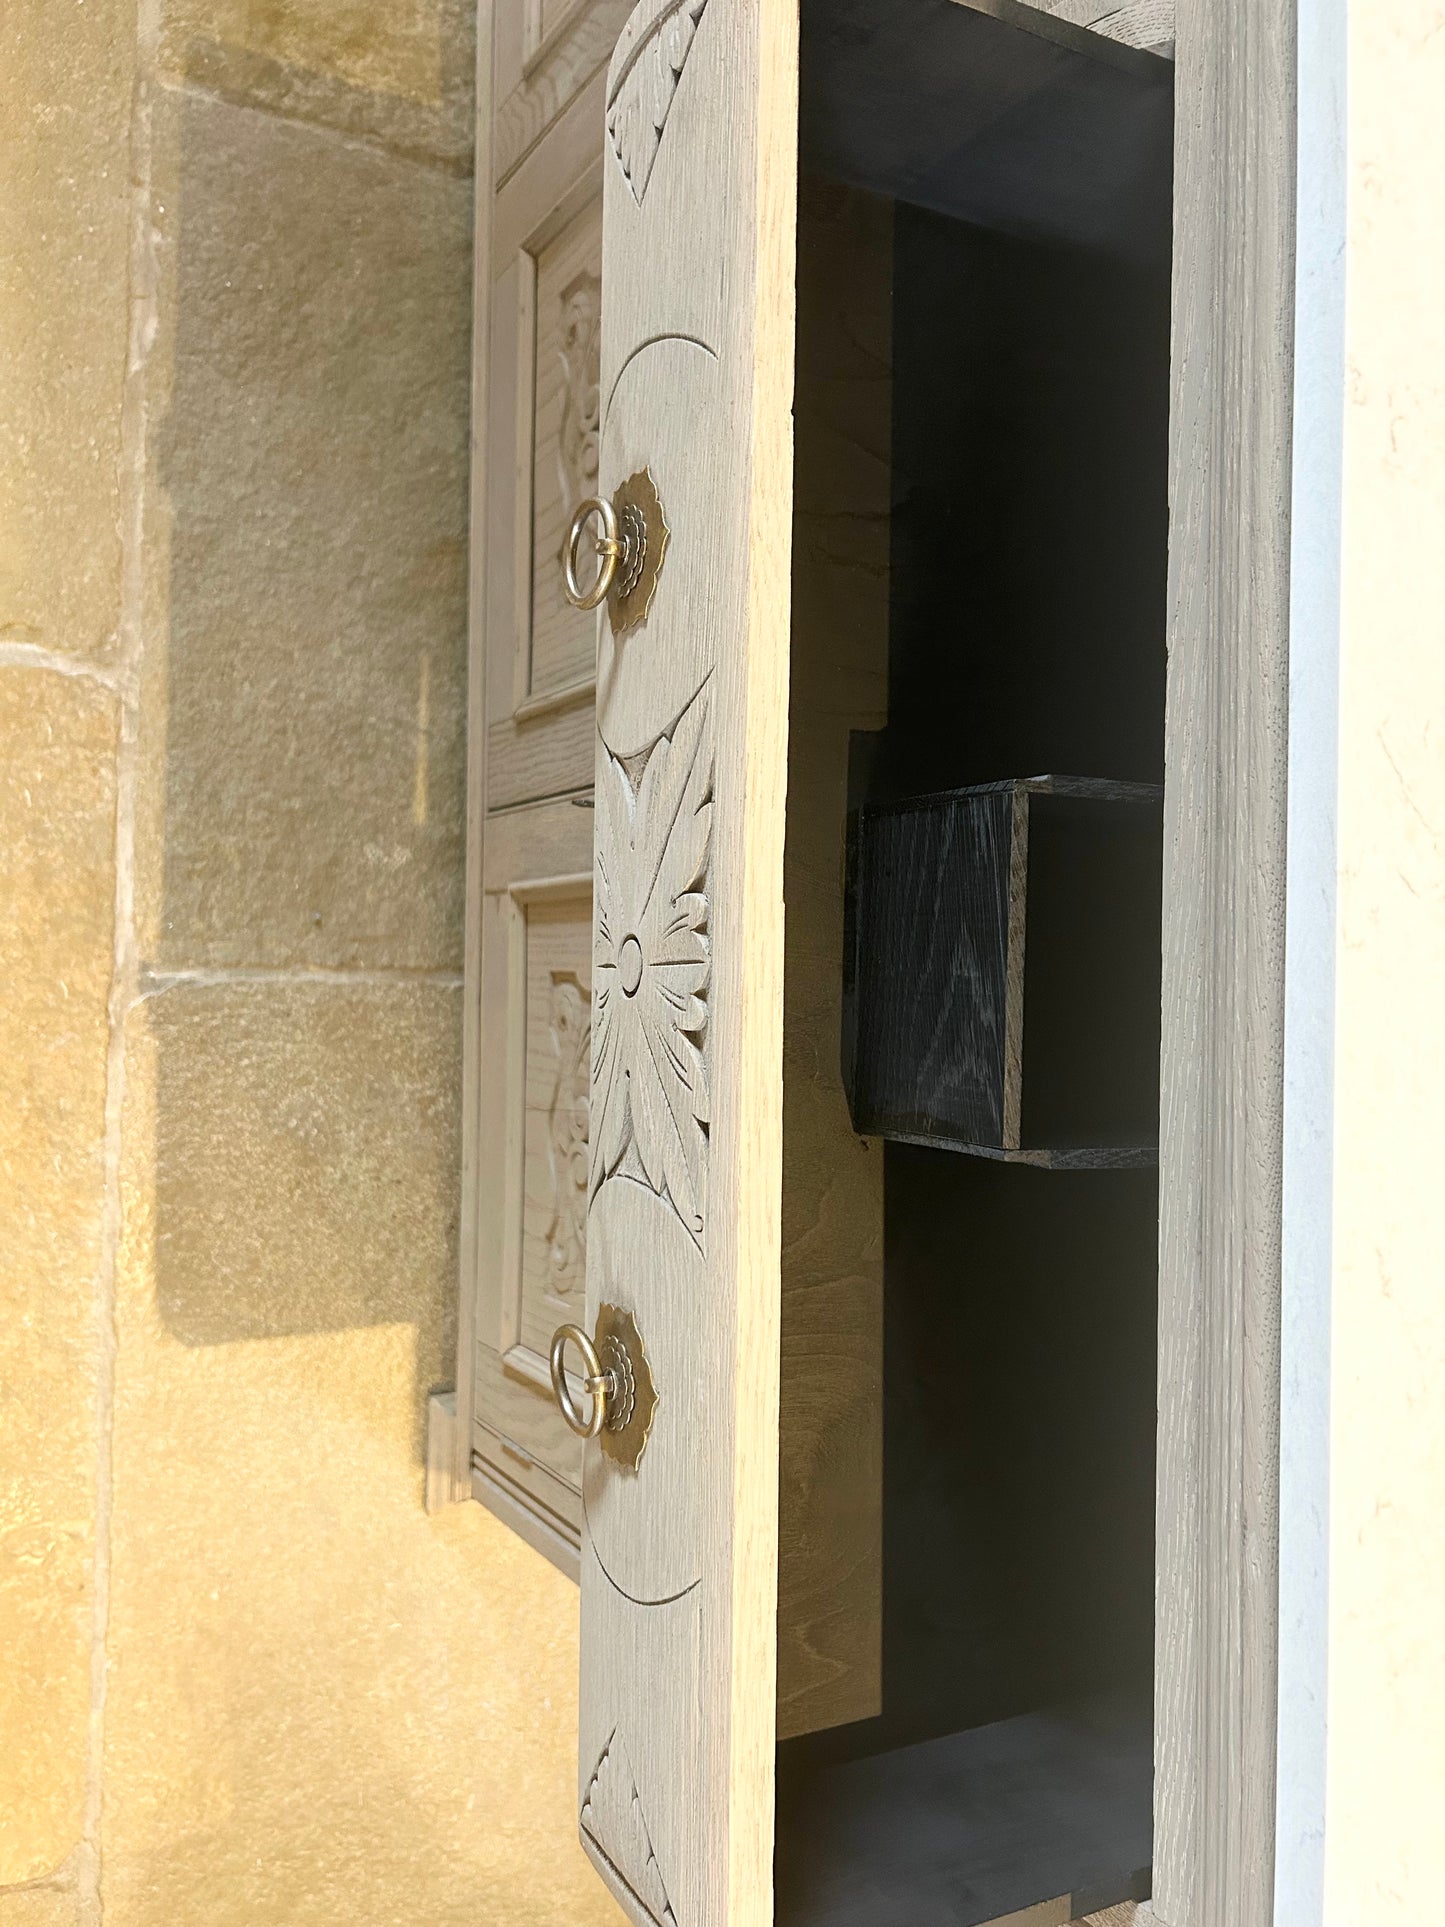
[777, 1694, 1152, 1927]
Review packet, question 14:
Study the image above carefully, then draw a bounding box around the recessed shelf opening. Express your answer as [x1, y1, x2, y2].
[778, 2, 1172, 1921]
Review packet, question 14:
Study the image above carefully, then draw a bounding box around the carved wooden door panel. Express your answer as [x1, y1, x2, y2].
[573, 3, 797, 1922]
[469, 0, 629, 1573]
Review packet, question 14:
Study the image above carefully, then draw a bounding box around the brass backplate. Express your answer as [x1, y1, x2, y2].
[608, 467, 669, 638]
[596, 1303, 657, 1472]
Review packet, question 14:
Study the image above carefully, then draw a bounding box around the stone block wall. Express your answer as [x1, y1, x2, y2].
[0, 1, 615, 1920]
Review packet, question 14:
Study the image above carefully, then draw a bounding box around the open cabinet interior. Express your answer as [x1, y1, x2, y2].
[776, 3, 1173, 1922]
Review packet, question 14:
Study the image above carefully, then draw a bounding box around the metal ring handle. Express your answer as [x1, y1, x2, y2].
[563, 496, 623, 611]
[550, 1323, 612, 1439]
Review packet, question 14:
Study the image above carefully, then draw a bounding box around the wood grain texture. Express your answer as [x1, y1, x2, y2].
[461, 3, 622, 1561]
[481, 789, 599, 886]
[455, 0, 498, 1495]
[496, 0, 634, 186]
[470, 795, 593, 1552]
[1152, 0, 1293, 1920]
[848, 787, 1016, 1147]
[532, 0, 592, 65]
[578, 3, 797, 1922]
[846, 782, 1162, 1161]
[776, 178, 890, 1741]
[488, 707, 597, 810]
[473, 1356, 584, 1520]
[485, 96, 607, 807]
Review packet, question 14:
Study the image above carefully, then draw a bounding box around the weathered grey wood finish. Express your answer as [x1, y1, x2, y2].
[577, 5, 797, 1924]
[1145, 0, 1292, 1922]
[464, 0, 887, 1751]
[455, 0, 495, 1505]
[494, 0, 633, 187]
[459, 0, 617, 1566]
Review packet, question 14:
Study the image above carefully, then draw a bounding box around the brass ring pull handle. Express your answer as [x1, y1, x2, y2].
[563, 496, 625, 611]
[549, 1307, 659, 1470]
[561, 471, 668, 636]
[549, 1322, 614, 1439]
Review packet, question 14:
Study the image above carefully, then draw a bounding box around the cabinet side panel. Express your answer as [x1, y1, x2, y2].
[778, 179, 891, 1740]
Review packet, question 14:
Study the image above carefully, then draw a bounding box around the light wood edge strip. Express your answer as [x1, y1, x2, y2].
[713, 1, 798, 1919]
[1153, 0, 1293, 1921]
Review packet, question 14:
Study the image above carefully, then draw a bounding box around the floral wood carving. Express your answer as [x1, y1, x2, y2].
[592, 682, 712, 1240]
[581, 1730, 678, 1926]
[544, 976, 590, 1299]
[556, 270, 602, 520]
[606, 0, 710, 205]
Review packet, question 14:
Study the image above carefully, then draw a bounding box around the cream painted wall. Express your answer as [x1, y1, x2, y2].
[1323, 3, 1445, 1920]
[1280, 1, 1445, 1920]
[0, 0, 619, 1920]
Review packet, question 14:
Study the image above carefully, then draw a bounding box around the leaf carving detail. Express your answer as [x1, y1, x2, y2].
[543, 977, 589, 1299]
[556, 270, 601, 521]
[581, 1731, 678, 1926]
[606, 0, 710, 204]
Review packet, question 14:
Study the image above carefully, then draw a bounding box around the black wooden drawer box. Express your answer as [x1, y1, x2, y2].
[842, 776, 1163, 1166]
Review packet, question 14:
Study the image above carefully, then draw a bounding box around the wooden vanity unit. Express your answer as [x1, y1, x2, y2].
[465, 2, 1184, 1922]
